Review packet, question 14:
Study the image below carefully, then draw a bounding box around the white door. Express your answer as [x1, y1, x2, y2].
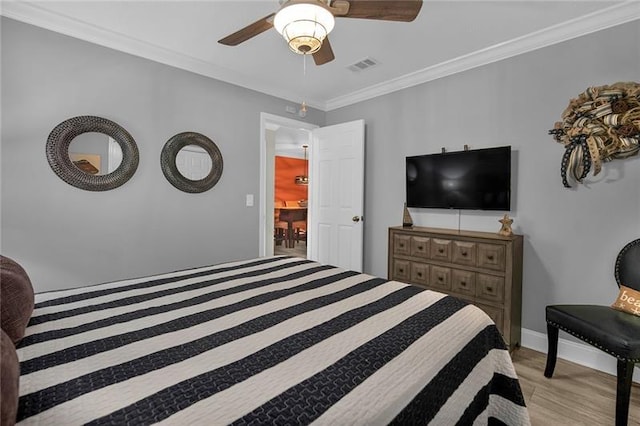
[107, 137, 123, 173]
[308, 120, 365, 272]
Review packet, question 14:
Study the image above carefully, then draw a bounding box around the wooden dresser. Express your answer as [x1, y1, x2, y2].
[388, 226, 523, 351]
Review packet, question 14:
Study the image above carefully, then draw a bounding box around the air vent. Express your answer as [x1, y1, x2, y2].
[347, 57, 378, 72]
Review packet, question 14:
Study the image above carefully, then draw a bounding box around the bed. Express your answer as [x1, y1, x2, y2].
[9, 256, 530, 425]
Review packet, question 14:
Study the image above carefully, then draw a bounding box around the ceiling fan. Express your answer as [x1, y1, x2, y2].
[218, 0, 423, 66]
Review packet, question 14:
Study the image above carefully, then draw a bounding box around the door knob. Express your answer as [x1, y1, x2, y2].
[352, 216, 360, 222]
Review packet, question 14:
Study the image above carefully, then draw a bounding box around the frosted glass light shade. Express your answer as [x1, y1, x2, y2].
[273, 3, 335, 54]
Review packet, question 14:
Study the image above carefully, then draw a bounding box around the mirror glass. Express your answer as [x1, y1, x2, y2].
[68, 132, 123, 175]
[175, 144, 213, 180]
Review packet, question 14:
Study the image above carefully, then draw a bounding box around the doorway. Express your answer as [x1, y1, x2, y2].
[259, 113, 318, 258]
[260, 114, 366, 271]
[273, 135, 310, 258]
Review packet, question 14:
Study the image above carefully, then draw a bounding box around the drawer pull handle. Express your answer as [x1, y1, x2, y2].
[438, 248, 444, 254]
[487, 287, 493, 292]
[417, 272, 422, 277]
[461, 250, 468, 256]
[460, 281, 466, 286]
[487, 255, 494, 260]
[399, 243, 405, 248]
[438, 276, 444, 281]
[399, 268, 404, 273]
[417, 246, 423, 250]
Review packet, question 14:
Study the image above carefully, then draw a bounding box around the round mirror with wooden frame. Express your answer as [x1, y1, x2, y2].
[46, 116, 139, 191]
[160, 132, 223, 193]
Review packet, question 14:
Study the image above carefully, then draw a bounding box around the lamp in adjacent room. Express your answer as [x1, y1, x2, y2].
[273, 1, 335, 55]
[295, 144, 309, 185]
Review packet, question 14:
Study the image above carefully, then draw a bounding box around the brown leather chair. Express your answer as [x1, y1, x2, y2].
[292, 208, 307, 245]
[294, 220, 307, 245]
[545, 239, 640, 426]
[274, 201, 289, 247]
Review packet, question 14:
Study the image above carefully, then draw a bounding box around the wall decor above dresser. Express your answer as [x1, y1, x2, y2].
[388, 226, 523, 351]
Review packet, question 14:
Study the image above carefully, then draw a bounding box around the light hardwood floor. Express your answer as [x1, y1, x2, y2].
[274, 241, 307, 258]
[512, 347, 640, 425]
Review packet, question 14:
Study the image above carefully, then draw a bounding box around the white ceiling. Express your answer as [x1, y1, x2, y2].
[2, 1, 639, 111]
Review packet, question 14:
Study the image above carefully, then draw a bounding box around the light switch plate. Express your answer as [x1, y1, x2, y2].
[246, 194, 254, 207]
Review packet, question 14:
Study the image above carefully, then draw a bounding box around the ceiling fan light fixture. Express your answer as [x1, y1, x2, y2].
[273, 2, 335, 54]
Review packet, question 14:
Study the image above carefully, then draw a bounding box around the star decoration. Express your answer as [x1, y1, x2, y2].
[498, 214, 514, 236]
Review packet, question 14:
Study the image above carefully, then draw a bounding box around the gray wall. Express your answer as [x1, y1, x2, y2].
[327, 21, 640, 334]
[0, 18, 324, 292]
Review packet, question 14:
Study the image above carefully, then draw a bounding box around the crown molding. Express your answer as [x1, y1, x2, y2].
[325, 1, 640, 111]
[2, 1, 638, 113]
[0, 1, 326, 110]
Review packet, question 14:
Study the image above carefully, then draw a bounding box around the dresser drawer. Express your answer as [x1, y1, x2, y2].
[410, 236, 430, 259]
[392, 259, 411, 281]
[476, 274, 505, 303]
[475, 302, 504, 333]
[393, 234, 411, 256]
[452, 241, 476, 266]
[429, 266, 451, 291]
[451, 269, 476, 297]
[430, 239, 452, 262]
[477, 243, 506, 271]
[411, 263, 429, 286]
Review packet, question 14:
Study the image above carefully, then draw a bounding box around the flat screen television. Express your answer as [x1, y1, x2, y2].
[406, 146, 511, 211]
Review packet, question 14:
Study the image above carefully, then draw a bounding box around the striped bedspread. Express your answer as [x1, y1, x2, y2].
[16, 256, 530, 425]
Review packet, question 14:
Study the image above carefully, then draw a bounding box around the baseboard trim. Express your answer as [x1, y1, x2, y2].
[521, 328, 639, 383]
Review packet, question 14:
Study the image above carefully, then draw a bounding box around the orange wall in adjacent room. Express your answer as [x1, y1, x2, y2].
[275, 156, 308, 203]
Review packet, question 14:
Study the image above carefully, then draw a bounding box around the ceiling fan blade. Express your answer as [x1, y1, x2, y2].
[340, 0, 422, 22]
[313, 38, 335, 65]
[218, 13, 275, 46]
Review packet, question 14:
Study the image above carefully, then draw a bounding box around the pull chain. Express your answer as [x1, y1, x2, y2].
[300, 55, 307, 115]
[303, 53, 307, 77]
